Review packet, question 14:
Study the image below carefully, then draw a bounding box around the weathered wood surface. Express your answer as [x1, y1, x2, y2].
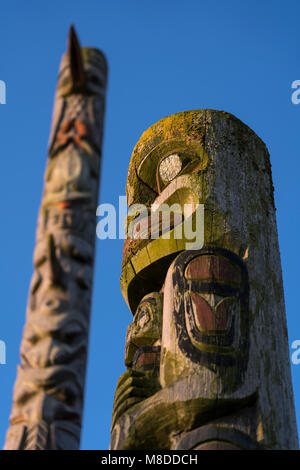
[4, 27, 107, 450]
[112, 110, 298, 450]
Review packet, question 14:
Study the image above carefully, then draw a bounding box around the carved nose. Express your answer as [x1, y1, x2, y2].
[47, 235, 65, 289]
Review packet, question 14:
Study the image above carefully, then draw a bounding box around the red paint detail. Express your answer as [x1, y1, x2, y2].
[122, 238, 132, 258]
[215, 298, 233, 330]
[190, 293, 231, 332]
[56, 119, 88, 148]
[56, 201, 71, 210]
[185, 255, 241, 285]
[75, 120, 88, 136]
[129, 213, 183, 240]
[190, 292, 215, 331]
[135, 352, 159, 370]
[122, 211, 183, 262]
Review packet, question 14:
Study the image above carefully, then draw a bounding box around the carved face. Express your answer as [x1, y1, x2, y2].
[57, 47, 107, 98]
[122, 111, 215, 314]
[21, 233, 93, 367]
[161, 247, 249, 387]
[44, 148, 98, 207]
[49, 42, 107, 161]
[31, 233, 93, 311]
[125, 292, 163, 373]
[182, 248, 249, 364]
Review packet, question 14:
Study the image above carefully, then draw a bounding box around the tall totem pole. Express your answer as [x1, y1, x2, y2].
[5, 27, 107, 450]
[111, 110, 298, 450]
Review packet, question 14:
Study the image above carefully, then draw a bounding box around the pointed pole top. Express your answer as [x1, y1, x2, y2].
[67, 25, 85, 90]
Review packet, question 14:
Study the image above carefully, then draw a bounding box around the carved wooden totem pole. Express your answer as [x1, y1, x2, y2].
[111, 110, 298, 450]
[5, 27, 107, 450]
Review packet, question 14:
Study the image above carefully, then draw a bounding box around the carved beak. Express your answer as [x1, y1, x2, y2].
[67, 25, 85, 91]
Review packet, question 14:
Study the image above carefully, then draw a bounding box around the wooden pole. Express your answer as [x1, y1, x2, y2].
[5, 26, 107, 450]
[111, 110, 298, 450]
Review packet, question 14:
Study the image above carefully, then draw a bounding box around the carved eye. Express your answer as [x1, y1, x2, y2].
[136, 306, 150, 328]
[137, 145, 203, 196]
[159, 154, 182, 183]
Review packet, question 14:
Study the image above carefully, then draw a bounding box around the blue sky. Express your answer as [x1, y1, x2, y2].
[0, 0, 299, 449]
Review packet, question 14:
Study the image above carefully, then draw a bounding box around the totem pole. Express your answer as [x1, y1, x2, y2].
[111, 110, 298, 450]
[5, 27, 107, 450]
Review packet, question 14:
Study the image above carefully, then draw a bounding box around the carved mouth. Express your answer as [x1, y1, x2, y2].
[122, 176, 202, 313]
[132, 346, 161, 372]
[128, 178, 199, 241]
[128, 212, 183, 240]
[153, 177, 199, 214]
